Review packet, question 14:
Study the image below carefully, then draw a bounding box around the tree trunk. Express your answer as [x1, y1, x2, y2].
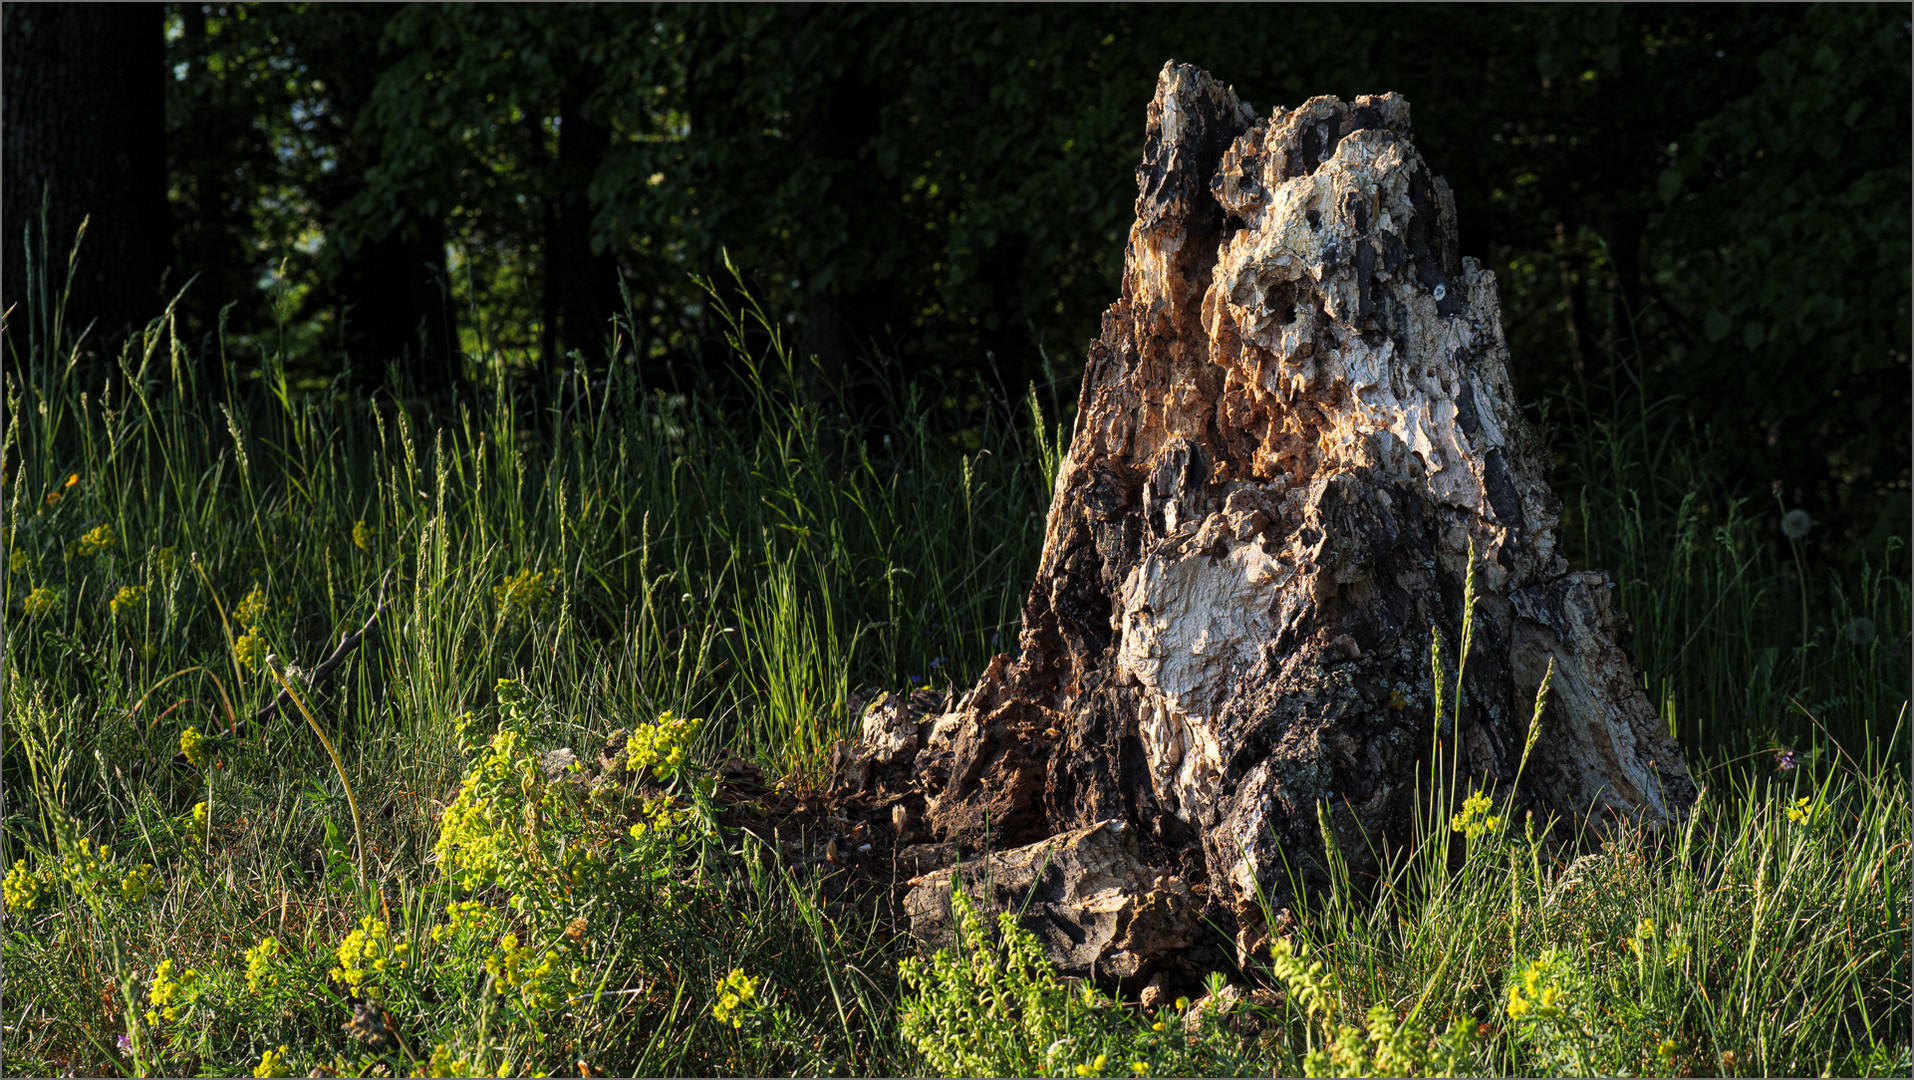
[2, 3, 170, 347]
[335, 209, 458, 394]
[832, 63, 1695, 989]
[543, 74, 621, 383]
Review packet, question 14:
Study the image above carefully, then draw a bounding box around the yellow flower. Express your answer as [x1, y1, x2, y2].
[712, 967, 761, 1028]
[245, 936, 283, 994]
[352, 520, 371, 551]
[120, 862, 158, 904]
[1785, 795, 1822, 826]
[152, 546, 180, 576]
[418, 1044, 475, 1078]
[494, 567, 559, 615]
[331, 916, 396, 995]
[1506, 949, 1573, 1024]
[625, 711, 701, 779]
[77, 523, 116, 556]
[111, 584, 147, 619]
[1450, 789, 1504, 841]
[233, 629, 268, 671]
[21, 586, 55, 617]
[146, 958, 198, 1025]
[1131, 1062, 1151, 1077]
[187, 801, 209, 843]
[253, 1045, 291, 1079]
[3, 859, 44, 915]
[7, 548, 29, 573]
[431, 900, 503, 945]
[233, 584, 268, 628]
[180, 727, 209, 770]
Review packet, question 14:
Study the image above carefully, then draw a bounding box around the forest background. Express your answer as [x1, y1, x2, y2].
[3, 2, 1909, 560]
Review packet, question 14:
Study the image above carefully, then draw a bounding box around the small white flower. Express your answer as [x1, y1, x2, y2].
[1781, 508, 1812, 539]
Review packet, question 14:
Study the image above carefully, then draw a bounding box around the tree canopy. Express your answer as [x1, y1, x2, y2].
[4, 3, 1907, 552]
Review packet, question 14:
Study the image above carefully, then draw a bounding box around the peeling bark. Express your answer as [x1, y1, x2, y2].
[832, 62, 1694, 979]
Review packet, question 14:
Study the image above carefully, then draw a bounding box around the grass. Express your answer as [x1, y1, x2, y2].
[0, 258, 1907, 1077]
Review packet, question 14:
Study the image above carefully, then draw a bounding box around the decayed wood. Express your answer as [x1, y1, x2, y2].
[833, 62, 1694, 984]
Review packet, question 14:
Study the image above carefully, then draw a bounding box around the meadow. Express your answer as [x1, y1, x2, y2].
[1, 272, 1907, 1078]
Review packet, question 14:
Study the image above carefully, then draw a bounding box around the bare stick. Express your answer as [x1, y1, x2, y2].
[173, 572, 393, 762]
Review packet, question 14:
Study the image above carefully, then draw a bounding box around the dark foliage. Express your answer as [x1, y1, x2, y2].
[3, 3, 1907, 551]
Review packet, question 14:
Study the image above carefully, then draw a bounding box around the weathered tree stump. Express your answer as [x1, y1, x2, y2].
[833, 62, 1694, 988]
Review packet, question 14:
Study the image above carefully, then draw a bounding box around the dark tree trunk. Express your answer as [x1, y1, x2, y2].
[315, 9, 459, 397]
[335, 209, 458, 394]
[167, 3, 251, 380]
[796, 63, 889, 411]
[832, 64, 1695, 992]
[542, 74, 621, 383]
[3, 3, 170, 349]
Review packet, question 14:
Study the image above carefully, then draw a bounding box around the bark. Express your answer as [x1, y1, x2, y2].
[2, 4, 170, 346]
[832, 63, 1695, 982]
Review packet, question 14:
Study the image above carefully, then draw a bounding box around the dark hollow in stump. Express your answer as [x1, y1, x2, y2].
[832, 62, 1695, 990]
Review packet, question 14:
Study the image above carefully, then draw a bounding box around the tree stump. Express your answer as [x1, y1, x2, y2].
[833, 62, 1695, 987]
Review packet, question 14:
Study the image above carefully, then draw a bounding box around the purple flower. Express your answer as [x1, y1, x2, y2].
[118, 1034, 133, 1054]
[1774, 748, 1797, 772]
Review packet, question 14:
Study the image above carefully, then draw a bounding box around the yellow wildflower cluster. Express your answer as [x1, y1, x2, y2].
[712, 967, 762, 1028]
[245, 936, 284, 994]
[185, 801, 209, 844]
[180, 726, 210, 769]
[416, 1044, 476, 1078]
[145, 958, 200, 1025]
[1784, 795, 1824, 826]
[57, 835, 120, 893]
[431, 900, 506, 946]
[1450, 789, 1505, 841]
[110, 584, 147, 619]
[234, 629, 269, 671]
[1071, 1052, 1111, 1077]
[8, 548, 29, 573]
[120, 862, 160, 904]
[77, 523, 116, 555]
[331, 915, 408, 996]
[435, 723, 545, 892]
[625, 711, 700, 780]
[152, 546, 180, 576]
[253, 1045, 292, 1079]
[352, 520, 372, 551]
[233, 584, 268, 627]
[627, 794, 691, 841]
[1506, 949, 1575, 1022]
[494, 567, 559, 615]
[22, 586, 56, 617]
[486, 933, 578, 1017]
[3, 859, 44, 915]
[7, 836, 160, 916]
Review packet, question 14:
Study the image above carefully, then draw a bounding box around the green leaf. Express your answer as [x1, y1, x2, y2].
[1657, 168, 1684, 203]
